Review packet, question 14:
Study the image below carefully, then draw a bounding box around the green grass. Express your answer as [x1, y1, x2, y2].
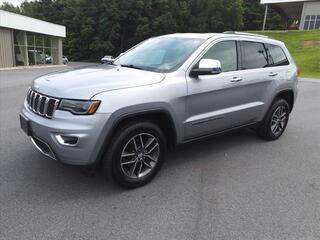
[250, 31, 320, 79]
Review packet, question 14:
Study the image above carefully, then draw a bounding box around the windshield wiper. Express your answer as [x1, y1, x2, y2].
[120, 64, 143, 70]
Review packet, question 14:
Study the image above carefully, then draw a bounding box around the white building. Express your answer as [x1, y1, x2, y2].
[260, 0, 320, 30]
[0, 10, 66, 68]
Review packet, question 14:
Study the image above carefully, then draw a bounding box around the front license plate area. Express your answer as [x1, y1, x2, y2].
[20, 114, 31, 136]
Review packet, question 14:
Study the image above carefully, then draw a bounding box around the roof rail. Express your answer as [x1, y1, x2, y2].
[223, 31, 274, 39]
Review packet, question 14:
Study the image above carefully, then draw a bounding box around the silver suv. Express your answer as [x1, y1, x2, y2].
[20, 32, 298, 188]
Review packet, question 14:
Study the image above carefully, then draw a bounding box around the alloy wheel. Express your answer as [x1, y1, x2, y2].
[270, 105, 287, 136]
[120, 133, 160, 179]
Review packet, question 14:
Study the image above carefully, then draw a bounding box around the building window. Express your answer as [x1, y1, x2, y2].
[13, 30, 27, 66]
[303, 15, 320, 30]
[13, 30, 60, 66]
[14, 46, 27, 66]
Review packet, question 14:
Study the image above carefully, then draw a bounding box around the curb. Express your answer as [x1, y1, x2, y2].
[299, 78, 320, 83]
[0, 64, 66, 71]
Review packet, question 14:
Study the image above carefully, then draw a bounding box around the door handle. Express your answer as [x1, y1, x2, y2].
[230, 77, 242, 82]
[269, 72, 278, 77]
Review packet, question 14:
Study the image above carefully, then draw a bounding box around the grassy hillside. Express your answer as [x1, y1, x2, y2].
[252, 31, 320, 79]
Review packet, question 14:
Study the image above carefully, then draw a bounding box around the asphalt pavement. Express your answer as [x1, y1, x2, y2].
[1, 65, 320, 240]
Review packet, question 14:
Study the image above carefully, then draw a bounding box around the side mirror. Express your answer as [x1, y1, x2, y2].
[190, 59, 222, 77]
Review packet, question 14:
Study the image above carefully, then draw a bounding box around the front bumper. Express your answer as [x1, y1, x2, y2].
[20, 101, 111, 165]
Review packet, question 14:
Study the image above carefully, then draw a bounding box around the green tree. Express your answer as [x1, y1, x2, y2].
[243, 0, 287, 30]
[0, 2, 20, 13]
[0, 0, 250, 61]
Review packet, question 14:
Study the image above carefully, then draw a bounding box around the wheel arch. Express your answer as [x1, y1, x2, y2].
[274, 89, 294, 112]
[94, 108, 179, 165]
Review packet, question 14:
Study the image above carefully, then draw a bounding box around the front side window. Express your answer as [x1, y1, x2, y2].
[113, 37, 204, 73]
[242, 41, 268, 70]
[266, 44, 289, 66]
[201, 40, 238, 72]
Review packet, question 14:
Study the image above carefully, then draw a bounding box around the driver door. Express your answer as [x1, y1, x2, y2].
[184, 39, 265, 140]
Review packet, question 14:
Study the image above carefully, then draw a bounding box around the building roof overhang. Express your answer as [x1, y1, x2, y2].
[260, 0, 314, 19]
[0, 10, 66, 37]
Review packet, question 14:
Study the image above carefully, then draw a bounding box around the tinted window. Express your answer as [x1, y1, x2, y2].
[266, 44, 289, 66]
[242, 41, 268, 69]
[202, 41, 237, 72]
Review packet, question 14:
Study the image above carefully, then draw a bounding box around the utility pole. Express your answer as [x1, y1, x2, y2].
[262, 4, 268, 31]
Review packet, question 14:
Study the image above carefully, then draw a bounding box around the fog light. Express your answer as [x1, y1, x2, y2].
[56, 135, 78, 146]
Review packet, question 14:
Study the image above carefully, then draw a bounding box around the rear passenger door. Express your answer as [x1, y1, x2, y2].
[237, 40, 277, 120]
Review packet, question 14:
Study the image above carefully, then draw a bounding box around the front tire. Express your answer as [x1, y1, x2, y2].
[103, 120, 167, 188]
[257, 98, 290, 140]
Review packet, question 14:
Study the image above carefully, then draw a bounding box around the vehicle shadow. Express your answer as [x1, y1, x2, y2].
[12, 128, 264, 203]
[165, 128, 262, 167]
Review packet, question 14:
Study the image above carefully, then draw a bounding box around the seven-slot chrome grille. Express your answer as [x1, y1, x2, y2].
[26, 88, 59, 118]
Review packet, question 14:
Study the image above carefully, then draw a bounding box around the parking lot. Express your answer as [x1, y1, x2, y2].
[1, 65, 320, 240]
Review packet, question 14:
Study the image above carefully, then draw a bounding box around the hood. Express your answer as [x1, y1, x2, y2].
[32, 65, 165, 99]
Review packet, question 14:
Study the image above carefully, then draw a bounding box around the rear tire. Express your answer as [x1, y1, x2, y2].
[257, 98, 290, 141]
[103, 120, 167, 188]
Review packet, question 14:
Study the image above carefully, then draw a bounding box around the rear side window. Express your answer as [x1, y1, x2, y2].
[266, 44, 289, 66]
[241, 41, 268, 70]
[202, 40, 237, 72]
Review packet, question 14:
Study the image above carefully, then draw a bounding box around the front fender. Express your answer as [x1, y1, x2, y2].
[89, 103, 182, 165]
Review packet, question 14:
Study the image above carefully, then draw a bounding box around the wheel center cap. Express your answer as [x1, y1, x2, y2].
[137, 153, 143, 159]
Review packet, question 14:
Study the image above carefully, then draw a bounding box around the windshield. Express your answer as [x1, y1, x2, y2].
[113, 37, 205, 73]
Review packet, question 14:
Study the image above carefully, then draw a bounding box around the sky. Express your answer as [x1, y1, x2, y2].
[0, 0, 27, 6]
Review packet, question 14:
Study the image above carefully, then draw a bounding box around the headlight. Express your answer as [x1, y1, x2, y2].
[58, 99, 100, 115]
